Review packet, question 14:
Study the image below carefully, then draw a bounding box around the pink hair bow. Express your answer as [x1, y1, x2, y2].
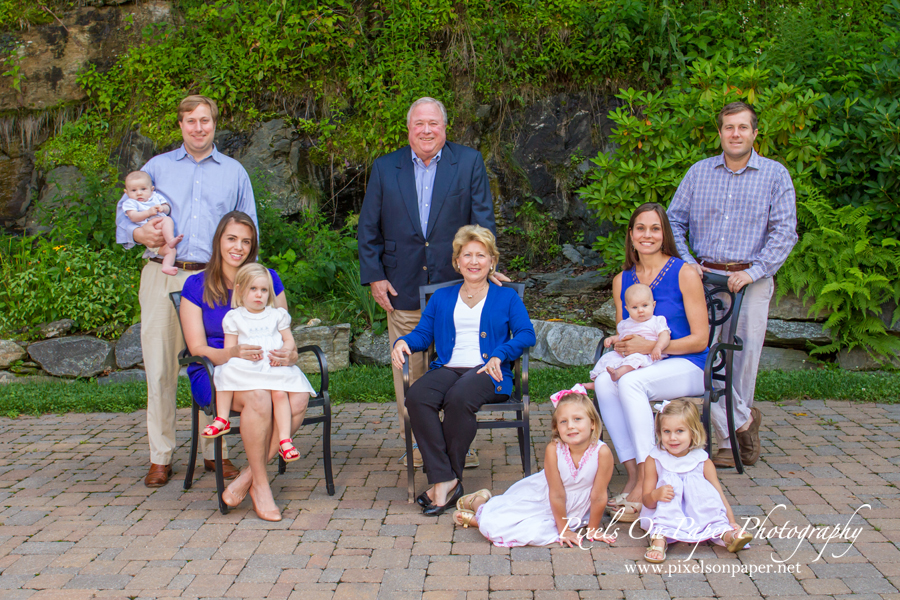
[550, 383, 588, 407]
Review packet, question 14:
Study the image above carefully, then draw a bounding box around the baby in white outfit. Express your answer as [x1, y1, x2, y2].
[122, 171, 183, 275]
[587, 283, 671, 383]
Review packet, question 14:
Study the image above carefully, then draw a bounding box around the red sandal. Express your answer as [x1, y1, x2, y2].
[202, 417, 231, 439]
[278, 439, 300, 462]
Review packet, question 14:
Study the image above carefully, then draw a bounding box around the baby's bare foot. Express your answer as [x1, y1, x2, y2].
[607, 366, 621, 382]
[168, 234, 184, 249]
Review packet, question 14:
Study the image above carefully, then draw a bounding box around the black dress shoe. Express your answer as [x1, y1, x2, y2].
[423, 482, 464, 517]
[416, 490, 433, 508]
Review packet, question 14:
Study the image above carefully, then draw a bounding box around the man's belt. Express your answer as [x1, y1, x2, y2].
[700, 261, 751, 272]
[149, 257, 207, 271]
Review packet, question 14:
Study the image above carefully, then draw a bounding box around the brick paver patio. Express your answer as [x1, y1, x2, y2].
[1, 400, 898, 599]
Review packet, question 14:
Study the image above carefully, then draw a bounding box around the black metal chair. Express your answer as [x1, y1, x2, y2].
[593, 272, 748, 472]
[169, 291, 335, 514]
[401, 280, 532, 503]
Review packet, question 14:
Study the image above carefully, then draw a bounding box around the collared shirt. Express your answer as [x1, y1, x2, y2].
[412, 147, 442, 236]
[115, 145, 257, 263]
[668, 149, 798, 282]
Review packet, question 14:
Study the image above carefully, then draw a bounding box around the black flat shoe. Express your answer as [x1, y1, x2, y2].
[416, 490, 433, 508]
[423, 482, 464, 517]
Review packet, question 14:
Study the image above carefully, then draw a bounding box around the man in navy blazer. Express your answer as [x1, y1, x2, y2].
[358, 97, 498, 466]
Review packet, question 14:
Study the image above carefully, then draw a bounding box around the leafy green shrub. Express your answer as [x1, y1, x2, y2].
[0, 234, 141, 336]
[34, 114, 118, 182]
[777, 186, 900, 361]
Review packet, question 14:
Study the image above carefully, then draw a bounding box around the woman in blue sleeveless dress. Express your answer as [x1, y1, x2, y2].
[596, 203, 709, 521]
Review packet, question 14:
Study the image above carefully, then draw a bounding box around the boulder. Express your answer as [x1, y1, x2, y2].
[38, 318, 76, 339]
[544, 270, 610, 296]
[530, 320, 607, 367]
[230, 118, 333, 215]
[561, 244, 584, 265]
[292, 323, 351, 372]
[0, 150, 38, 225]
[112, 130, 157, 180]
[115, 323, 143, 369]
[0, 2, 175, 112]
[350, 329, 391, 366]
[769, 292, 831, 322]
[592, 298, 616, 329]
[98, 369, 147, 385]
[0, 372, 14, 384]
[757, 347, 816, 371]
[837, 347, 900, 371]
[0, 340, 26, 369]
[27, 336, 116, 378]
[28, 167, 89, 231]
[764, 319, 832, 349]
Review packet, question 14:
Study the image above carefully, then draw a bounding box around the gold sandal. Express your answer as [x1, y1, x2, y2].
[456, 488, 492, 512]
[725, 529, 753, 552]
[644, 535, 667, 563]
[453, 509, 477, 528]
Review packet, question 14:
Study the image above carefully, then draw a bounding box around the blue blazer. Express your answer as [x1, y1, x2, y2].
[357, 141, 496, 311]
[397, 284, 536, 396]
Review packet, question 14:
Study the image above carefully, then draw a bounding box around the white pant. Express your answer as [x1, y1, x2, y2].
[595, 357, 704, 464]
[709, 275, 773, 448]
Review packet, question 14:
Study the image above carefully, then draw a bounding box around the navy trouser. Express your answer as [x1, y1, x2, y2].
[406, 366, 509, 483]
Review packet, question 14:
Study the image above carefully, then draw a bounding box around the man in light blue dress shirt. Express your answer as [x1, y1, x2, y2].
[115, 95, 256, 487]
[668, 101, 798, 469]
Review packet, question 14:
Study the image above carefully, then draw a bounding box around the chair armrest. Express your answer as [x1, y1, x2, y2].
[703, 336, 744, 390]
[594, 336, 609, 363]
[298, 345, 329, 393]
[178, 352, 216, 416]
[514, 348, 530, 400]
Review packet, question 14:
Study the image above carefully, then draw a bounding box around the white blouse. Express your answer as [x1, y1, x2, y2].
[445, 295, 486, 368]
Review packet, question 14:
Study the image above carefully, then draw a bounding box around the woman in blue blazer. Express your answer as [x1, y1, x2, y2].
[391, 225, 536, 516]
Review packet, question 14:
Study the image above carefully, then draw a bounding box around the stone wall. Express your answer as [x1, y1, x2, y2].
[0, 319, 357, 386]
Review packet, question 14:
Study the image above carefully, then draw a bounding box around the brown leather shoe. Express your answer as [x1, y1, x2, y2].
[736, 406, 762, 466]
[204, 458, 240, 480]
[711, 448, 736, 469]
[144, 463, 173, 487]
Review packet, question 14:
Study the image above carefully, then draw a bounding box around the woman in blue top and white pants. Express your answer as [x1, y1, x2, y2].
[392, 225, 535, 517]
[597, 203, 710, 521]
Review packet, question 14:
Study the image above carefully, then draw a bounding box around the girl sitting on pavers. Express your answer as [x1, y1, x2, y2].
[639, 399, 753, 563]
[451, 387, 617, 547]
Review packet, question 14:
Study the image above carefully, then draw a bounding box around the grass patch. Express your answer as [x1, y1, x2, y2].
[2, 365, 897, 417]
[756, 369, 900, 403]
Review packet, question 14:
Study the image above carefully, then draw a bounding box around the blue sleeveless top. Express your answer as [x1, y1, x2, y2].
[621, 257, 708, 371]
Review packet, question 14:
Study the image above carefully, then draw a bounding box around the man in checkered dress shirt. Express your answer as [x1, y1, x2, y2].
[668, 101, 798, 469]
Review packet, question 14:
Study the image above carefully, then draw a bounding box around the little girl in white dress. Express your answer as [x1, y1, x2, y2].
[640, 399, 753, 563]
[201, 263, 315, 464]
[452, 388, 617, 547]
[585, 283, 671, 383]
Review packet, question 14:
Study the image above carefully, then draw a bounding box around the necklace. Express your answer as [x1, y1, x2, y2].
[463, 282, 488, 299]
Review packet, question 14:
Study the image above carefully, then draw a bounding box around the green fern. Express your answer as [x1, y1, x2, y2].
[778, 184, 900, 363]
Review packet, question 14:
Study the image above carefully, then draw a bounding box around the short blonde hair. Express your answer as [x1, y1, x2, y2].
[624, 283, 654, 305]
[177, 95, 218, 124]
[125, 171, 152, 187]
[452, 225, 499, 273]
[232, 263, 275, 309]
[551, 393, 602, 444]
[655, 400, 707, 451]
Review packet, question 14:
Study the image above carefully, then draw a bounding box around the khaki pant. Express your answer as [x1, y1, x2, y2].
[387, 308, 428, 439]
[140, 261, 224, 465]
[709, 274, 774, 448]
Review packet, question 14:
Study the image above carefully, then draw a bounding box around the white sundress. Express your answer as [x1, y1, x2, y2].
[213, 306, 315, 395]
[477, 441, 605, 547]
[638, 446, 733, 544]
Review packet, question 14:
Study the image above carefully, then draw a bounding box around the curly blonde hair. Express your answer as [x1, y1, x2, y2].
[551, 393, 602, 444]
